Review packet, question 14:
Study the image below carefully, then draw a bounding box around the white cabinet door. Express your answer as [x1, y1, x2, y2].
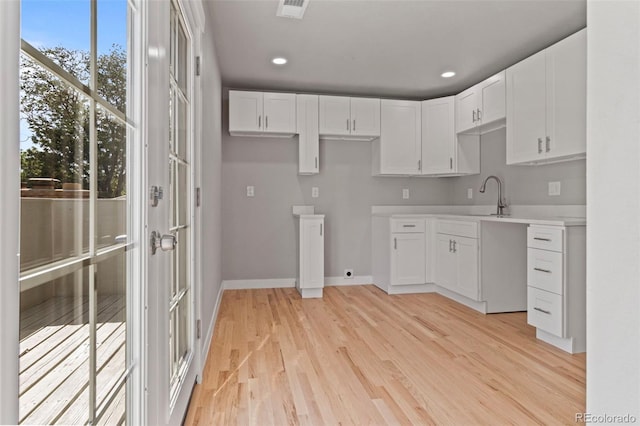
[455, 87, 478, 134]
[546, 29, 586, 160]
[479, 71, 506, 126]
[263, 92, 296, 134]
[319, 95, 351, 136]
[454, 236, 479, 300]
[379, 99, 421, 175]
[350, 97, 380, 137]
[297, 94, 319, 175]
[229, 90, 263, 133]
[301, 218, 324, 288]
[506, 50, 547, 164]
[421, 97, 455, 175]
[391, 233, 426, 285]
[436, 234, 456, 291]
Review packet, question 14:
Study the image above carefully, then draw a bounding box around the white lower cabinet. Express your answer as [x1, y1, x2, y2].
[526, 225, 586, 353]
[391, 232, 426, 285]
[435, 221, 479, 301]
[296, 215, 324, 298]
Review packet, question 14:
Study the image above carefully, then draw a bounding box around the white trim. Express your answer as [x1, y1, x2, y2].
[199, 283, 224, 382]
[298, 288, 323, 298]
[435, 286, 488, 313]
[324, 275, 373, 286]
[536, 329, 581, 354]
[0, 0, 21, 422]
[223, 278, 296, 290]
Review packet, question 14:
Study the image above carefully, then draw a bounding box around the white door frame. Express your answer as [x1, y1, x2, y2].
[144, 1, 204, 424]
[0, 1, 21, 423]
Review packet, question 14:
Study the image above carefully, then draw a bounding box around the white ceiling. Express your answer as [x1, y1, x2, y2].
[204, 0, 586, 99]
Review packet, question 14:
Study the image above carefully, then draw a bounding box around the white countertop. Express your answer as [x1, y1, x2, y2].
[371, 205, 586, 226]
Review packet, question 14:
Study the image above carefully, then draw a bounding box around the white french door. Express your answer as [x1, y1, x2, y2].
[145, 1, 200, 424]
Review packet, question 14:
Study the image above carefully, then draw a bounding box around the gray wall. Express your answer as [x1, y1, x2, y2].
[451, 129, 586, 206]
[200, 17, 223, 355]
[222, 91, 453, 280]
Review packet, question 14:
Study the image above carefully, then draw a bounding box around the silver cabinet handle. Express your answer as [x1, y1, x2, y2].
[402, 224, 416, 228]
[315, 156, 318, 169]
[266, 116, 268, 129]
[347, 119, 350, 131]
[452, 240, 457, 253]
[258, 115, 261, 129]
[449, 157, 453, 170]
[449, 239, 453, 252]
[546, 136, 550, 152]
[320, 223, 323, 236]
[534, 307, 552, 315]
[538, 137, 543, 154]
[353, 119, 356, 132]
[477, 108, 482, 121]
[533, 237, 551, 242]
[418, 160, 421, 171]
[472, 110, 476, 123]
[394, 237, 397, 250]
[534, 267, 552, 273]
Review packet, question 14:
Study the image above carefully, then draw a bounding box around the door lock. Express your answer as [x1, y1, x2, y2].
[150, 231, 177, 255]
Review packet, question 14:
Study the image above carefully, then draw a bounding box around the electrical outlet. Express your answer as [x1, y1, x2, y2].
[246, 186, 255, 197]
[312, 187, 319, 198]
[467, 188, 473, 199]
[344, 269, 354, 279]
[402, 189, 409, 199]
[548, 181, 561, 196]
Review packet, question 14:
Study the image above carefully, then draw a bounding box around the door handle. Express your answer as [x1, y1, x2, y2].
[538, 138, 543, 154]
[353, 119, 356, 132]
[545, 136, 550, 152]
[258, 115, 261, 129]
[320, 223, 323, 236]
[266, 116, 269, 129]
[449, 239, 453, 252]
[452, 240, 457, 253]
[150, 231, 177, 255]
[315, 156, 318, 169]
[472, 110, 476, 123]
[477, 108, 482, 121]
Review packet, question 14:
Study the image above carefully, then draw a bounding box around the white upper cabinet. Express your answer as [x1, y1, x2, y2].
[420, 96, 480, 176]
[319, 95, 380, 140]
[229, 90, 296, 137]
[506, 29, 586, 165]
[296, 94, 319, 175]
[455, 71, 506, 134]
[373, 99, 421, 175]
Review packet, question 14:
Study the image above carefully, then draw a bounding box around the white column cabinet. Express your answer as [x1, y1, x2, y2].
[373, 99, 421, 175]
[455, 71, 506, 134]
[296, 94, 319, 175]
[229, 90, 296, 137]
[506, 29, 586, 164]
[297, 215, 325, 298]
[319, 96, 380, 140]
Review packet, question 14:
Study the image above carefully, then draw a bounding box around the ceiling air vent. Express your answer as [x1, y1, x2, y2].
[276, 0, 309, 19]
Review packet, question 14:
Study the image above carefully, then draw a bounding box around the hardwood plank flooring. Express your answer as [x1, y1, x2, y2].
[185, 285, 585, 425]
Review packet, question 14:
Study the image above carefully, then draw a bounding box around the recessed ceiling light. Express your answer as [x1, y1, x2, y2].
[272, 57, 288, 65]
[441, 71, 456, 78]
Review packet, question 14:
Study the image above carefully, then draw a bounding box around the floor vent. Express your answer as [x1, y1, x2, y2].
[276, 0, 309, 19]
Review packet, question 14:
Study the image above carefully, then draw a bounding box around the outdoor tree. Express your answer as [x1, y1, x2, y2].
[20, 45, 127, 198]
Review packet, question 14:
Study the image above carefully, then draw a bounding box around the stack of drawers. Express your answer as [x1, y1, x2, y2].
[526, 225, 565, 337]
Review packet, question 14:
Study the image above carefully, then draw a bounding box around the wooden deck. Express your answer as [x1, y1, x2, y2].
[19, 295, 126, 425]
[186, 286, 586, 425]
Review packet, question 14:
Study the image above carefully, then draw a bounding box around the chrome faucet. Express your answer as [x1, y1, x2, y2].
[479, 175, 507, 216]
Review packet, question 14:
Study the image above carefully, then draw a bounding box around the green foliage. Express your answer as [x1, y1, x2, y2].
[20, 45, 127, 198]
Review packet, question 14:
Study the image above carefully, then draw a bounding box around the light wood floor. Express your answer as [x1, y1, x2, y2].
[185, 286, 585, 425]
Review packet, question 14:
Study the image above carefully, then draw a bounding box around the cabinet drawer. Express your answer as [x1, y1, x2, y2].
[527, 287, 563, 337]
[436, 220, 478, 238]
[391, 218, 425, 233]
[527, 248, 564, 295]
[527, 226, 563, 252]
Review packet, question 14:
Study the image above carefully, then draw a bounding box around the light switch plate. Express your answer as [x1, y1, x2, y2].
[402, 189, 409, 199]
[467, 188, 473, 199]
[312, 187, 319, 198]
[548, 181, 561, 196]
[246, 186, 255, 197]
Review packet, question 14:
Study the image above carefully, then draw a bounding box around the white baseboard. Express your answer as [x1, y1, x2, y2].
[325, 275, 373, 286]
[199, 282, 224, 381]
[222, 278, 296, 290]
